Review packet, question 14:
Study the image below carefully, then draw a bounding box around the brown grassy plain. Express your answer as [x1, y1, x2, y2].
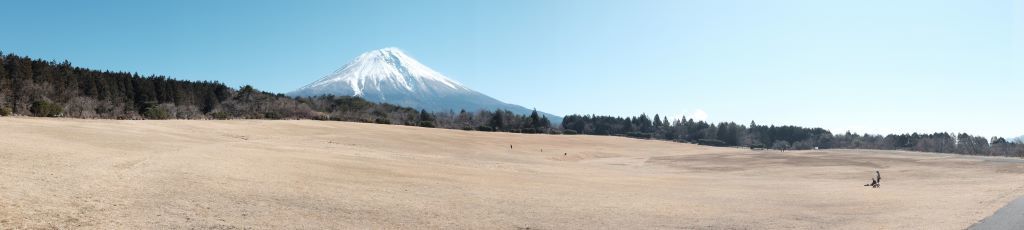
[1, 118, 1022, 229]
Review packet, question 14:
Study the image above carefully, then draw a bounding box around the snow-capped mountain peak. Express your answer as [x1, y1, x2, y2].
[298, 47, 466, 96]
[288, 47, 561, 124]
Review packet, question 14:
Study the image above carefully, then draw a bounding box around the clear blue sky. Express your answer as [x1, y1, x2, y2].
[2, 0, 1021, 137]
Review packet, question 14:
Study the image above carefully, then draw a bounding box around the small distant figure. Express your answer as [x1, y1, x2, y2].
[864, 178, 878, 188]
[864, 171, 881, 188]
[510, 145, 513, 149]
[875, 171, 881, 187]
[564, 153, 567, 156]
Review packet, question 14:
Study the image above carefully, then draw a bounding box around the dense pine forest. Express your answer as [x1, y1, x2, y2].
[0, 52, 552, 131]
[1, 52, 1020, 157]
[560, 114, 1023, 157]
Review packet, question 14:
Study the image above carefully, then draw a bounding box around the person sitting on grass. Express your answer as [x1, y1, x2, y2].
[863, 171, 881, 188]
[864, 178, 877, 188]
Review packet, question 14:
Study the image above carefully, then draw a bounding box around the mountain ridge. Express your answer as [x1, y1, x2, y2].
[288, 47, 561, 124]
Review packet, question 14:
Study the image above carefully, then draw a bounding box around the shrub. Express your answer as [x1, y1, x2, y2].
[264, 111, 283, 119]
[374, 118, 391, 124]
[418, 121, 435, 128]
[626, 132, 653, 139]
[697, 139, 727, 147]
[30, 101, 63, 117]
[0, 107, 11, 116]
[476, 126, 494, 132]
[211, 111, 229, 120]
[461, 127, 474, 131]
[562, 129, 578, 135]
[143, 106, 171, 120]
[792, 140, 815, 150]
[771, 140, 791, 151]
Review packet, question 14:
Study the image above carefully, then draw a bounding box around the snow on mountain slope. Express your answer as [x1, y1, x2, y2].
[296, 47, 466, 97]
[288, 47, 561, 124]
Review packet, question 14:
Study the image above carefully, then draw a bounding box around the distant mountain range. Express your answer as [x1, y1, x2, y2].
[287, 47, 561, 124]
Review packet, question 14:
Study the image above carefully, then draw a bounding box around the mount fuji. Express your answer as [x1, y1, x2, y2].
[288, 47, 561, 124]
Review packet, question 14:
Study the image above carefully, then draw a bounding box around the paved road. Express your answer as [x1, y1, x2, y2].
[970, 197, 1024, 230]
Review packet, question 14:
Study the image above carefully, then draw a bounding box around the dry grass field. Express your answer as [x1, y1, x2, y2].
[1, 117, 1023, 229]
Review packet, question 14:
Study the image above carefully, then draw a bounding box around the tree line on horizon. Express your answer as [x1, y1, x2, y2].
[0, 52, 551, 131]
[560, 114, 1024, 157]
[1, 52, 1020, 157]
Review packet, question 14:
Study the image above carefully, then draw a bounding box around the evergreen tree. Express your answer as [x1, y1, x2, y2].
[490, 110, 505, 130]
[419, 109, 433, 121]
[529, 109, 542, 128]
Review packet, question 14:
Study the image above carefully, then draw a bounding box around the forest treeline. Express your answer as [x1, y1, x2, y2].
[1, 52, 1020, 157]
[0, 52, 551, 131]
[561, 114, 1024, 157]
